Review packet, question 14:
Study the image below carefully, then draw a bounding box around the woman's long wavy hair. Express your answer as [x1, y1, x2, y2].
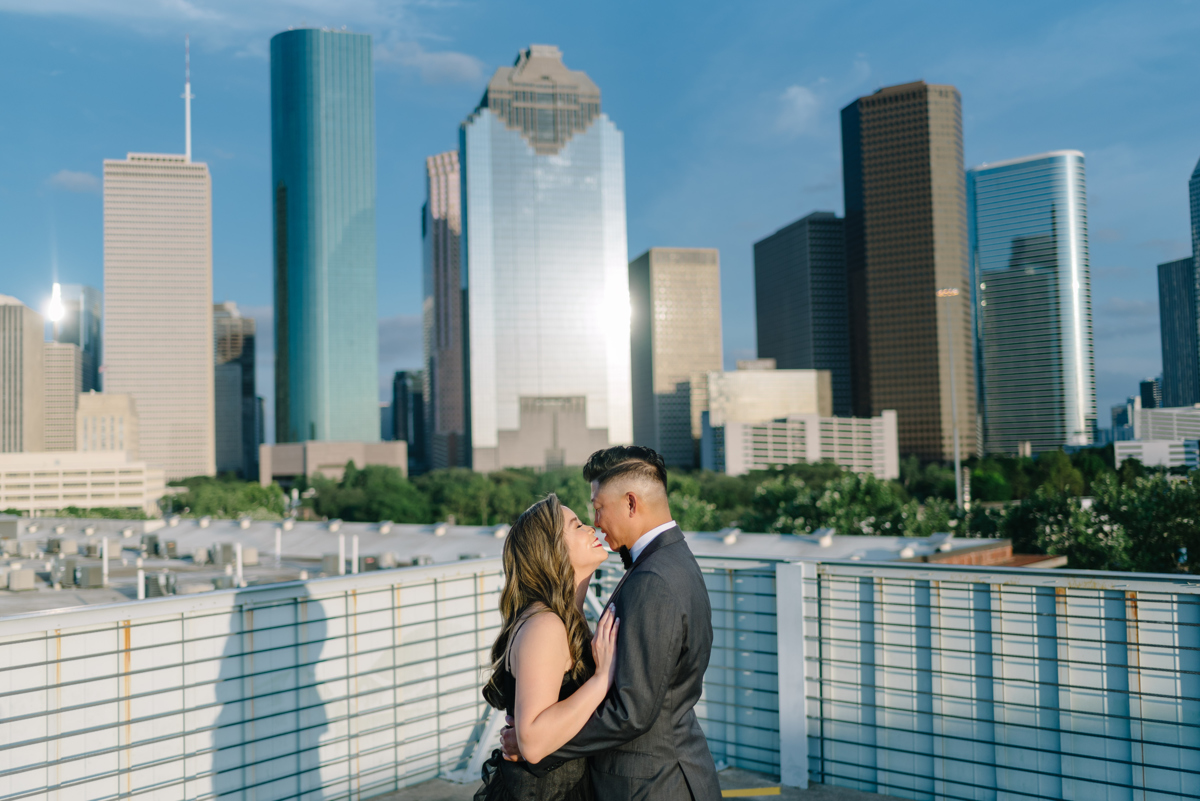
[483, 494, 595, 709]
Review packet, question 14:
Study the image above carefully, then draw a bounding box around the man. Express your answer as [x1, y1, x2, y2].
[501, 445, 722, 800]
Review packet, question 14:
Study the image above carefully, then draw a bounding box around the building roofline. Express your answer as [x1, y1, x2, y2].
[969, 150, 1084, 172]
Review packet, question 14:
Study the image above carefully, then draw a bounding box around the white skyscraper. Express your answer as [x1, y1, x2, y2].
[102, 49, 214, 479]
[459, 45, 632, 471]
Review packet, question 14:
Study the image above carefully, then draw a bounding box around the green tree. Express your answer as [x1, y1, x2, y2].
[1033, 450, 1085, 496]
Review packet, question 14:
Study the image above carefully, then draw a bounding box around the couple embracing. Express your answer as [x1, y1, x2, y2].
[476, 446, 721, 801]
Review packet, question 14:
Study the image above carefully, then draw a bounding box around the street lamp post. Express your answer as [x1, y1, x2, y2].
[936, 287, 963, 510]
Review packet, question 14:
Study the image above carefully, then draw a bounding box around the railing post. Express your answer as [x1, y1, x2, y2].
[776, 561, 810, 789]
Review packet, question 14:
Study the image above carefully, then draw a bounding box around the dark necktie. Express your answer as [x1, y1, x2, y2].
[618, 546, 633, 571]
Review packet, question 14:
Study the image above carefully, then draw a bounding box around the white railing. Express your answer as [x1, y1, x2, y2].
[6, 556, 1200, 801]
[0, 560, 504, 801]
[780, 561, 1200, 800]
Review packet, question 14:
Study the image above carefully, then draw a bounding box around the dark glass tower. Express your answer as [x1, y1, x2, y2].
[1158, 257, 1198, 407]
[271, 29, 378, 443]
[52, 284, 102, 392]
[841, 81, 975, 460]
[753, 212, 850, 415]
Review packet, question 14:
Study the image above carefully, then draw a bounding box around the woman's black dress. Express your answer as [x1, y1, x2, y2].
[474, 623, 594, 801]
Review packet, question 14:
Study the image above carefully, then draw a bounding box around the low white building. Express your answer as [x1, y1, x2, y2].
[699, 365, 899, 478]
[704, 411, 900, 479]
[1132, 401, 1200, 440]
[1114, 439, 1198, 469]
[0, 450, 165, 516]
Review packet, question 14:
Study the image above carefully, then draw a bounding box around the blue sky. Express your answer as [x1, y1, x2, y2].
[0, 0, 1195, 442]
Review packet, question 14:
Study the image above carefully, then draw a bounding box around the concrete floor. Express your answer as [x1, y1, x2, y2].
[373, 767, 897, 800]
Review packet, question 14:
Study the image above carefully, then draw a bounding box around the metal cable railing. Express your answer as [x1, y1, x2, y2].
[8, 554, 1200, 801]
[0, 560, 505, 801]
[798, 563, 1200, 801]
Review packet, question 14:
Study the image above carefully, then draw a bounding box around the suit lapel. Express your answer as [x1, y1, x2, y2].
[603, 526, 683, 606]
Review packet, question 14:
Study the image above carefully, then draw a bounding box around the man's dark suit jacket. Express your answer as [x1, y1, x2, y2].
[539, 525, 721, 800]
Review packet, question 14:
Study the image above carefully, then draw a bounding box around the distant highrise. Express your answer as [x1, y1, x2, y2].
[1140, 377, 1162, 410]
[967, 151, 1096, 454]
[0, 296, 44, 453]
[460, 45, 631, 470]
[629, 248, 722, 468]
[50, 283, 102, 392]
[271, 29, 378, 444]
[423, 151, 466, 469]
[1158, 257, 1198, 407]
[753, 212, 850, 415]
[43, 342, 82, 451]
[392, 370, 427, 473]
[841, 81, 975, 460]
[213, 302, 258, 478]
[103, 151, 213, 480]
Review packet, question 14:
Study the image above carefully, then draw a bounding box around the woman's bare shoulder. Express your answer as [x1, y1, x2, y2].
[511, 605, 568, 660]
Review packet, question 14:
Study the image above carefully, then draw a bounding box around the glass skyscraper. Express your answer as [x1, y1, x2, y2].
[753, 212, 851, 416]
[967, 151, 1096, 454]
[271, 29, 378, 443]
[841, 81, 975, 460]
[459, 45, 631, 471]
[52, 284, 101, 392]
[1157, 256, 1198, 407]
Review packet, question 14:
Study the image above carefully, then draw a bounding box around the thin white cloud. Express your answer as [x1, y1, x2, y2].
[47, 169, 99, 193]
[0, 0, 484, 84]
[776, 84, 820, 136]
[377, 40, 483, 84]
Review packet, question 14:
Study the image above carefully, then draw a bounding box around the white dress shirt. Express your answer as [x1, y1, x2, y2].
[629, 520, 678, 564]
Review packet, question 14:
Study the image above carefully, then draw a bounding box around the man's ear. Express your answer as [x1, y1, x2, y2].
[626, 491, 638, 517]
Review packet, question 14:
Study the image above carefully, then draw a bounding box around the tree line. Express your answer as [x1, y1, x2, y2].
[35, 444, 1197, 575]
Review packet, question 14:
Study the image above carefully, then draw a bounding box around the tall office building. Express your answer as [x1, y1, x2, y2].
[841, 81, 975, 460]
[422, 151, 466, 469]
[51, 283, 102, 391]
[271, 29, 378, 444]
[753, 212, 850, 415]
[103, 151, 213, 480]
[459, 45, 631, 470]
[1158, 257, 1198, 407]
[43, 342, 82, 451]
[392, 370, 427, 472]
[629, 248, 722, 468]
[214, 302, 259, 478]
[0, 296, 44, 453]
[966, 151, 1096, 454]
[1140, 377, 1162, 410]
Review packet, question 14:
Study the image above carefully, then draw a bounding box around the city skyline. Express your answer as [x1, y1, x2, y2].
[0, 3, 1190, 443]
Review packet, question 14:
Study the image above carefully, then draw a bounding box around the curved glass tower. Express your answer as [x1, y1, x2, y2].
[459, 45, 631, 471]
[967, 151, 1096, 453]
[271, 29, 378, 443]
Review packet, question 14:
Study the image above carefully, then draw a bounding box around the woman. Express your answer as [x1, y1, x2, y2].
[476, 494, 619, 801]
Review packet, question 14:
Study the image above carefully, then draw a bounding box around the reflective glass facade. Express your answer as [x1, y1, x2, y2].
[967, 151, 1096, 454]
[271, 29, 378, 443]
[52, 284, 102, 392]
[460, 46, 631, 470]
[841, 81, 975, 460]
[1159, 257, 1199, 407]
[753, 212, 851, 416]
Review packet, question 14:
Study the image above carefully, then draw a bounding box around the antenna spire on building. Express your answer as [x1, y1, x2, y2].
[183, 36, 193, 162]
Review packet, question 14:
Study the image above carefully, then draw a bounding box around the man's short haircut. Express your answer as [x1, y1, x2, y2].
[583, 446, 668, 495]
